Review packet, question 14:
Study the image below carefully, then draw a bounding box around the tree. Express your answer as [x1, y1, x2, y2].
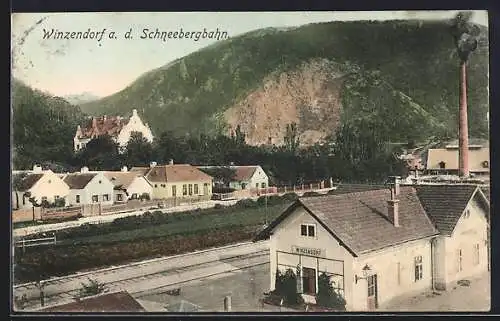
[74, 134, 122, 170]
[123, 132, 154, 167]
[315, 272, 346, 311]
[284, 122, 300, 154]
[450, 11, 480, 177]
[12, 172, 28, 209]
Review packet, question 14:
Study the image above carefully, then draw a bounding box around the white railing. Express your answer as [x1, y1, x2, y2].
[15, 236, 56, 251]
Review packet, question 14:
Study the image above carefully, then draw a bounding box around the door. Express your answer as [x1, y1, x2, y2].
[302, 267, 317, 295]
[367, 274, 378, 310]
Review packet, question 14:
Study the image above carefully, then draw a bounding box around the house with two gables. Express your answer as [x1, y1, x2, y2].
[103, 166, 153, 202]
[73, 109, 153, 152]
[255, 178, 489, 311]
[12, 165, 70, 209]
[62, 167, 115, 206]
[131, 161, 213, 201]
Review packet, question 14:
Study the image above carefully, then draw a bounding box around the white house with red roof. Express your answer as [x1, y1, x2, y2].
[73, 109, 154, 152]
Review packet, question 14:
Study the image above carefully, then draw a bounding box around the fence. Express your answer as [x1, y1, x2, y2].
[41, 206, 81, 220]
[15, 236, 56, 252]
[12, 207, 42, 223]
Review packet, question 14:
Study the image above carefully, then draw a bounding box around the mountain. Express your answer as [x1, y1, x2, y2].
[79, 20, 489, 146]
[64, 92, 100, 105]
[11, 80, 87, 169]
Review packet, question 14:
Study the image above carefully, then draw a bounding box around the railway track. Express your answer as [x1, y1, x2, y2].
[15, 245, 269, 311]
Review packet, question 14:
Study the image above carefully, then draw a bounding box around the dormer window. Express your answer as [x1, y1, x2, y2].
[438, 161, 446, 169]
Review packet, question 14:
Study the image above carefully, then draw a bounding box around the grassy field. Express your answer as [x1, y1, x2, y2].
[59, 204, 286, 245]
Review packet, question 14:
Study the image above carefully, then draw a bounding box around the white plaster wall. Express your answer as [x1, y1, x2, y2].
[116, 113, 154, 147]
[351, 238, 433, 311]
[269, 206, 355, 308]
[444, 197, 489, 286]
[127, 177, 153, 199]
[25, 172, 70, 206]
[249, 166, 269, 189]
[68, 174, 115, 206]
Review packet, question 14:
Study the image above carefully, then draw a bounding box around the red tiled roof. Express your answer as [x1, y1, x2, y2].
[39, 291, 145, 312]
[256, 187, 439, 256]
[232, 166, 258, 181]
[77, 116, 129, 139]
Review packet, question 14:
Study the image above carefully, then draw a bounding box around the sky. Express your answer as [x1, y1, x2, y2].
[11, 11, 488, 98]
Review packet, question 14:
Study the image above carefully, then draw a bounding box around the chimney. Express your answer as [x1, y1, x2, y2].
[132, 109, 138, 117]
[33, 164, 43, 173]
[103, 115, 107, 121]
[387, 176, 401, 227]
[81, 166, 89, 173]
[121, 166, 128, 172]
[168, 159, 174, 165]
[150, 161, 157, 168]
[458, 62, 469, 177]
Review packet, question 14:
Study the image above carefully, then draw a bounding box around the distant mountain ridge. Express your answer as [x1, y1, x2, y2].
[64, 92, 101, 105]
[75, 20, 487, 145]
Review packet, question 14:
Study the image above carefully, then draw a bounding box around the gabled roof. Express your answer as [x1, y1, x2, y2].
[328, 184, 388, 196]
[133, 164, 212, 183]
[256, 187, 438, 256]
[63, 173, 98, 189]
[103, 171, 148, 189]
[38, 291, 145, 312]
[481, 186, 490, 202]
[415, 184, 489, 236]
[232, 166, 259, 181]
[77, 116, 129, 140]
[14, 173, 44, 191]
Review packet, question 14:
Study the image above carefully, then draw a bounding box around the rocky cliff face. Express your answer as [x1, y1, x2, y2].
[224, 59, 345, 146]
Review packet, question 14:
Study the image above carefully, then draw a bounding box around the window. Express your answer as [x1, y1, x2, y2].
[92, 195, 99, 203]
[183, 184, 187, 196]
[117, 194, 123, 202]
[172, 185, 177, 197]
[161, 184, 166, 188]
[76, 195, 80, 203]
[439, 161, 446, 169]
[457, 249, 463, 272]
[54, 195, 60, 199]
[188, 184, 193, 196]
[300, 224, 315, 237]
[154, 184, 158, 188]
[473, 244, 480, 266]
[194, 184, 199, 195]
[302, 267, 316, 295]
[241, 183, 247, 189]
[414, 256, 423, 282]
[41, 196, 48, 201]
[367, 274, 377, 297]
[132, 193, 138, 199]
[261, 183, 266, 188]
[256, 183, 259, 189]
[99, 180, 102, 184]
[103, 194, 109, 201]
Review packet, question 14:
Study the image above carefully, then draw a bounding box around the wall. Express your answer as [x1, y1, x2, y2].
[13, 172, 70, 209]
[443, 196, 489, 287]
[12, 207, 42, 223]
[116, 112, 154, 147]
[67, 174, 115, 206]
[249, 166, 269, 189]
[150, 180, 212, 200]
[269, 206, 355, 309]
[351, 238, 433, 311]
[127, 177, 153, 199]
[74, 136, 91, 152]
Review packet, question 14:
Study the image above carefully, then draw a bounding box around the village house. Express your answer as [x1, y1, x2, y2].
[255, 178, 489, 311]
[73, 109, 154, 152]
[62, 167, 115, 206]
[426, 144, 489, 178]
[12, 165, 70, 209]
[103, 166, 153, 203]
[197, 165, 269, 190]
[131, 161, 213, 201]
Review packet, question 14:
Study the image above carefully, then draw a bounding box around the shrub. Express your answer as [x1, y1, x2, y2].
[271, 268, 304, 307]
[139, 193, 151, 201]
[315, 272, 346, 311]
[74, 278, 107, 300]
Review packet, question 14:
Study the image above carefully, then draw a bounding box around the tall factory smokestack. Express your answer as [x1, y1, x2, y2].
[458, 62, 469, 177]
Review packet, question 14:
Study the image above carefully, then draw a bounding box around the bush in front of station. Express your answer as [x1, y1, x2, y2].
[316, 272, 346, 311]
[265, 268, 305, 308]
